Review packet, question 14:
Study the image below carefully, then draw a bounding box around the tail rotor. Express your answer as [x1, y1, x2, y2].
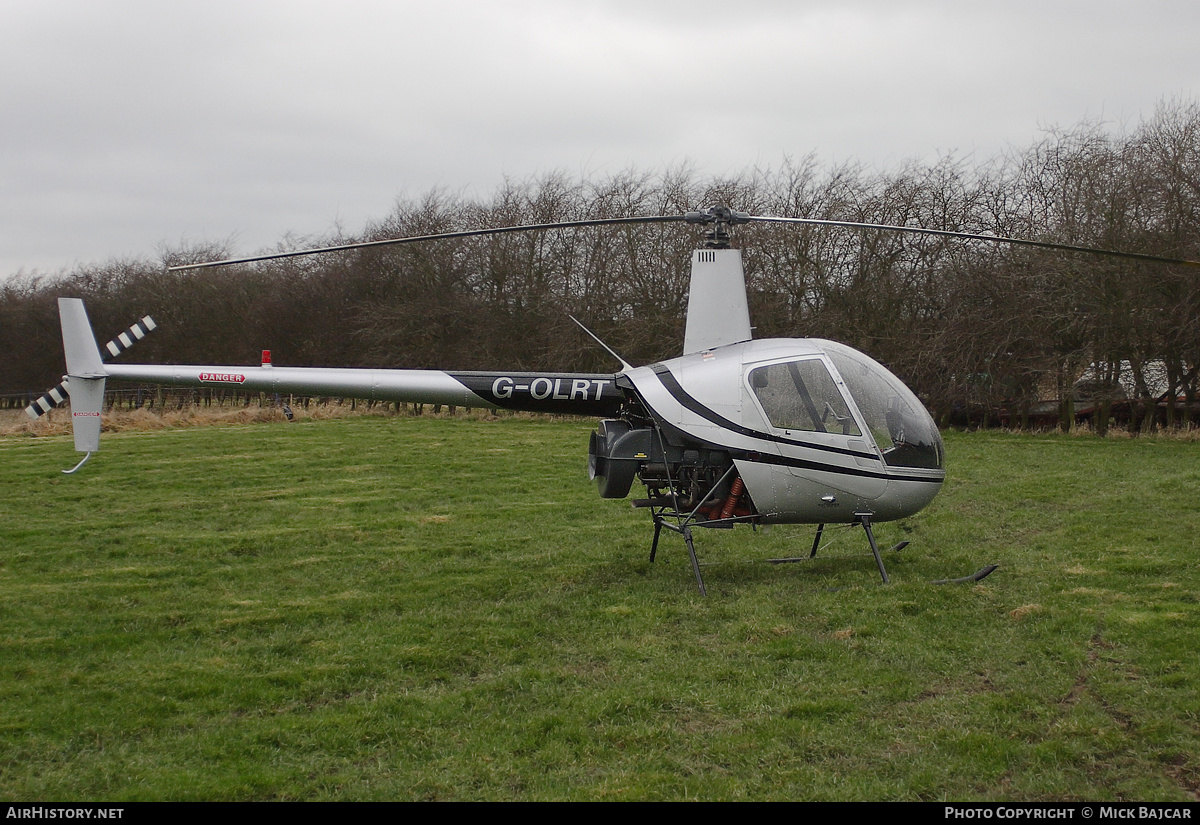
[24, 307, 156, 421]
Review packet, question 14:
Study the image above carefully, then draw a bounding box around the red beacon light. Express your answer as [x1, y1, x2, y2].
[261, 350, 272, 367]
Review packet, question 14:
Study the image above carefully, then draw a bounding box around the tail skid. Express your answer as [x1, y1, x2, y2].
[62, 452, 93, 475]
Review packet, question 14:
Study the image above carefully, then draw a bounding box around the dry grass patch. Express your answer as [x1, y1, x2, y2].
[1007, 603, 1042, 620]
[0, 400, 518, 439]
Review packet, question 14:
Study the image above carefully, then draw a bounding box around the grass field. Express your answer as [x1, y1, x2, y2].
[1, 416, 1198, 801]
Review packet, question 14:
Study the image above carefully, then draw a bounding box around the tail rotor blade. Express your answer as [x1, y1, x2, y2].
[103, 316, 157, 358]
[25, 379, 71, 420]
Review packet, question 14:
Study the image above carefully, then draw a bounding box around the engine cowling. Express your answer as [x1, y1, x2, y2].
[588, 419, 652, 499]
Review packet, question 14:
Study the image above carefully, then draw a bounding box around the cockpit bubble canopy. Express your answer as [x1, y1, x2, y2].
[817, 339, 944, 471]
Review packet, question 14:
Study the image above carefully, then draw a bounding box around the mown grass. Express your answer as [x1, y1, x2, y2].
[1, 418, 1198, 800]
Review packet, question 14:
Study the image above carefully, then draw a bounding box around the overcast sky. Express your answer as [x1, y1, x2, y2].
[3, 0, 1198, 278]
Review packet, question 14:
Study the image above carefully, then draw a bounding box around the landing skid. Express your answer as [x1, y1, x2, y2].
[766, 514, 906, 583]
[931, 565, 999, 585]
[648, 509, 900, 595]
[769, 518, 999, 586]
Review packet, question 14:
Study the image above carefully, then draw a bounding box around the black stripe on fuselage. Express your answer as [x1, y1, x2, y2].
[742, 445, 942, 484]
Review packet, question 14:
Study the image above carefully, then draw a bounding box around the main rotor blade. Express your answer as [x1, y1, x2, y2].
[167, 206, 1200, 272]
[167, 215, 688, 271]
[746, 215, 1200, 269]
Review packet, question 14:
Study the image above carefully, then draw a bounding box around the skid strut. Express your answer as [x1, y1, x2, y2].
[650, 515, 707, 596]
[856, 512, 889, 584]
[810, 523, 825, 558]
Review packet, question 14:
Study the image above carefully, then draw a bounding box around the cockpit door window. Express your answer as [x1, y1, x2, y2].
[748, 359, 862, 436]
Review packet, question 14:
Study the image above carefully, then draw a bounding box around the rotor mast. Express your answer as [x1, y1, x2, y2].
[685, 206, 751, 249]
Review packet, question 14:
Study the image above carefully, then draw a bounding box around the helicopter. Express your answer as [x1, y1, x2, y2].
[27, 206, 1200, 593]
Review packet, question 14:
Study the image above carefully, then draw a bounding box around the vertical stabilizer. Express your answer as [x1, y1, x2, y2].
[59, 298, 105, 377]
[58, 298, 107, 453]
[66, 376, 105, 453]
[682, 248, 752, 355]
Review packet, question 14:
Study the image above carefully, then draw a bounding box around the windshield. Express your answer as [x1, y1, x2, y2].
[817, 340, 943, 470]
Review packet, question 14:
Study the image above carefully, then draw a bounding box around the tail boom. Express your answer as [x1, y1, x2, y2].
[102, 364, 623, 417]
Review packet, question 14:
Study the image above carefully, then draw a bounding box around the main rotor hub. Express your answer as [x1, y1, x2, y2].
[684, 206, 751, 249]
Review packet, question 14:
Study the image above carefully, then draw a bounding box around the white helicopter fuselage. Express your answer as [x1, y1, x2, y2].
[50, 240, 945, 530]
[89, 329, 942, 525]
